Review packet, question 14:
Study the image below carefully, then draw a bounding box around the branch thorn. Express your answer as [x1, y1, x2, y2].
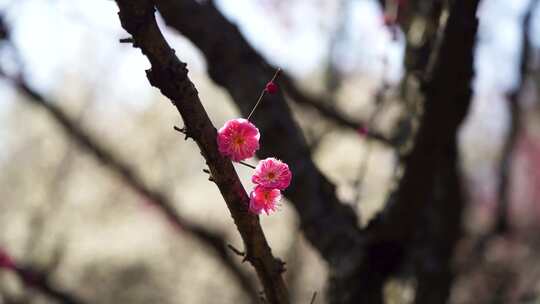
[119, 37, 133, 43]
[173, 125, 190, 140]
[227, 244, 245, 257]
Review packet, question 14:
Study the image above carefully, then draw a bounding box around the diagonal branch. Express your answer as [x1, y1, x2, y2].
[0, 72, 259, 302]
[280, 74, 393, 145]
[114, 1, 288, 303]
[153, 0, 364, 272]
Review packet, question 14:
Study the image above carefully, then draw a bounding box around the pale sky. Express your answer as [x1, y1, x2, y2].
[0, 0, 538, 98]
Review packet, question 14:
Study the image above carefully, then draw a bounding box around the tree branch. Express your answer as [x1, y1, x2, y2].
[114, 1, 288, 302]
[280, 75, 393, 145]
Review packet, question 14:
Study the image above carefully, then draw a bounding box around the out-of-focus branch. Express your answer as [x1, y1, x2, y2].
[495, 0, 539, 234]
[280, 75, 393, 145]
[0, 69, 258, 303]
[0, 249, 86, 304]
[353, 84, 391, 210]
[398, 0, 445, 76]
[389, 0, 445, 153]
[359, 1, 479, 303]
[114, 1, 288, 303]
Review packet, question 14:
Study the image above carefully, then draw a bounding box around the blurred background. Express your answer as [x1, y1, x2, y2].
[0, 0, 540, 303]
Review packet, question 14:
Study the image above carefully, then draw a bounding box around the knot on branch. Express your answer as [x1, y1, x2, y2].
[275, 258, 286, 274]
[145, 57, 198, 105]
[117, 0, 156, 36]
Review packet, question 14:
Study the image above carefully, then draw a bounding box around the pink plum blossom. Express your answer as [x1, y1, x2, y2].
[252, 157, 292, 190]
[249, 186, 281, 215]
[217, 118, 260, 162]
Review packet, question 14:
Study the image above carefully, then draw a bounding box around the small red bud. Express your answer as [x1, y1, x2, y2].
[265, 81, 278, 94]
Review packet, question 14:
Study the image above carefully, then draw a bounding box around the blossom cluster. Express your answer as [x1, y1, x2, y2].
[217, 116, 291, 215]
[250, 158, 291, 215]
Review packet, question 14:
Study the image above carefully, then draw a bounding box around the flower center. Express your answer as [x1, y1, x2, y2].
[233, 135, 245, 147]
[267, 172, 276, 180]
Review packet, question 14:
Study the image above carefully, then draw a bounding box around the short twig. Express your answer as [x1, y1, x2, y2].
[239, 161, 256, 169]
[227, 244, 245, 256]
[173, 125, 185, 133]
[119, 37, 134, 43]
